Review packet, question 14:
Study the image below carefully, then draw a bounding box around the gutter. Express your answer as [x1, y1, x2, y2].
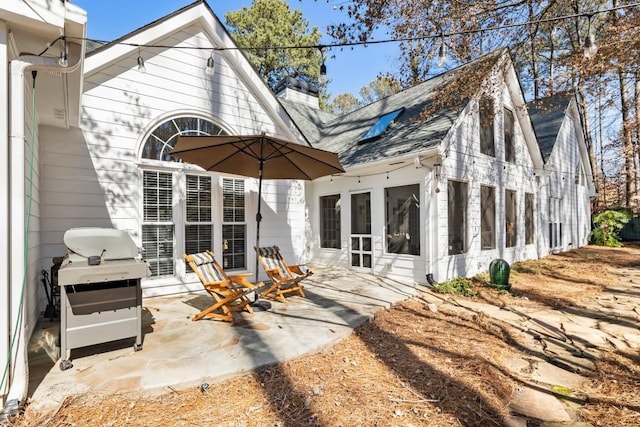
[1, 49, 81, 421]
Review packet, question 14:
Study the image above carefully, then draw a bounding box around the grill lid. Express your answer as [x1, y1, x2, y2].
[64, 227, 140, 261]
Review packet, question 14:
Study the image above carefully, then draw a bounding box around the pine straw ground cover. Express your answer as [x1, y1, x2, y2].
[13, 244, 640, 426]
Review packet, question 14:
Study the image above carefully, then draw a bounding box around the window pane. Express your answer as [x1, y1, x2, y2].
[525, 193, 534, 245]
[504, 107, 515, 163]
[448, 181, 467, 255]
[143, 171, 172, 222]
[142, 224, 174, 276]
[351, 193, 371, 234]
[141, 116, 226, 161]
[481, 186, 495, 250]
[222, 178, 246, 270]
[385, 184, 420, 255]
[320, 195, 341, 249]
[186, 175, 211, 222]
[185, 224, 212, 255]
[222, 224, 246, 270]
[480, 97, 495, 157]
[505, 190, 517, 247]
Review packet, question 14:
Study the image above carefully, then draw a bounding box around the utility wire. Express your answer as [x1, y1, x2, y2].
[64, 2, 640, 52]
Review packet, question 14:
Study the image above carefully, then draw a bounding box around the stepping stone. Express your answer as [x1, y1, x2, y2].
[509, 384, 572, 422]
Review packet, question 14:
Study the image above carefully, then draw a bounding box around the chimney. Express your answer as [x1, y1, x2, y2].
[274, 76, 320, 109]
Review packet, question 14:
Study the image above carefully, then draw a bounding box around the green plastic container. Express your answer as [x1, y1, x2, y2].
[489, 259, 511, 290]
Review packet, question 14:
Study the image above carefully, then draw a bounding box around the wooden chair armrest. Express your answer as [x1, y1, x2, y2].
[289, 265, 311, 275]
[227, 273, 258, 289]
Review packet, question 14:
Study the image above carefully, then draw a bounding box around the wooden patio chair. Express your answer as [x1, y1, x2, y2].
[184, 251, 261, 322]
[255, 245, 312, 303]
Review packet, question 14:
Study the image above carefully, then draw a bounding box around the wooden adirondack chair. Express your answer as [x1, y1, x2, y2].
[255, 245, 312, 303]
[184, 251, 260, 322]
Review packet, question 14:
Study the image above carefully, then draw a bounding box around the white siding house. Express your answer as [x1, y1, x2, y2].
[285, 50, 594, 284]
[528, 95, 596, 254]
[2, 0, 595, 417]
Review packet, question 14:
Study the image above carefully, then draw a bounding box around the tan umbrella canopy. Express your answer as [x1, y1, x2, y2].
[170, 133, 345, 290]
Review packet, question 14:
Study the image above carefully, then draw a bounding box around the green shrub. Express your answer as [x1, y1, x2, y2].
[591, 208, 632, 247]
[432, 277, 478, 297]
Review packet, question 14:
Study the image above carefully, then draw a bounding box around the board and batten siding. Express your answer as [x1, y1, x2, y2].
[39, 25, 306, 296]
[434, 81, 539, 282]
[542, 104, 592, 252]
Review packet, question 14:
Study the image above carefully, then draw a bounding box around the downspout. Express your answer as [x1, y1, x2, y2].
[2, 51, 81, 420]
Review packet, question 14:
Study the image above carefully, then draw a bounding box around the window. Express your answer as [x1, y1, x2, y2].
[448, 180, 467, 255]
[504, 107, 515, 163]
[185, 175, 213, 256]
[385, 184, 420, 255]
[142, 171, 174, 276]
[525, 193, 534, 245]
[320, 195, 341, 249]
[481, 185, 495, 250]
[140, 115, 230, 279]
[222, 178, 246, 270]
[479, 97, 495, 157]
[549, 197, 562, 249]
[505, 190, 517, 247]
[141, 116, 225, 162]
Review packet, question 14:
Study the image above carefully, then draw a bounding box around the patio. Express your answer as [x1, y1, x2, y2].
[26, 265, 421, 411]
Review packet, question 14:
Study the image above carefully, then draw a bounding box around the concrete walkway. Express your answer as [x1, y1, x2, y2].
[26, 266, 420, 411]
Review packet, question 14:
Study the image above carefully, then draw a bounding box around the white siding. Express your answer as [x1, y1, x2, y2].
[39, 25, 305, 297]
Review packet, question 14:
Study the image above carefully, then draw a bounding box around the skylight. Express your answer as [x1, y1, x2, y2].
[358, 108, 405, 144]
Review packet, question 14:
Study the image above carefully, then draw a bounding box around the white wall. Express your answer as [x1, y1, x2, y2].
[433, 81, 539, 282]
[310, 162, 431, 284]
[39, 25, 306, 296]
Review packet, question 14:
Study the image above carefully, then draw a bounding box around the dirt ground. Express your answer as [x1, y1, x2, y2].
[12, 244, 640, 426]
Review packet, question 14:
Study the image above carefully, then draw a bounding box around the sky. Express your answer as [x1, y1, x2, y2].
[72, 0, 398, 99]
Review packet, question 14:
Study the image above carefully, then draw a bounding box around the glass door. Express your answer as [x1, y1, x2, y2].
[350, 192, 372, 270]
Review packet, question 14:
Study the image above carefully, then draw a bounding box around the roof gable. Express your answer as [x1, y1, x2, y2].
[83, 0, 306, 144]
[527, 94, 573, 162]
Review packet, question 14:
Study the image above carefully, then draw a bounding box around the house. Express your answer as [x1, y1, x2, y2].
[285, 50, 594, 284]
[528, 94, 596, 253]
[1, 0, 594, 416]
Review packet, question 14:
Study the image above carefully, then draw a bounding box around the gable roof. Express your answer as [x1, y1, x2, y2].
[527, 94, 573, 162]
[281, 50, 506, 168]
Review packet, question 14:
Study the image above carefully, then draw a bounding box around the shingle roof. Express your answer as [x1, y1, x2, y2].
[527, 94, 573, 163]
[280, 49, 506, 168]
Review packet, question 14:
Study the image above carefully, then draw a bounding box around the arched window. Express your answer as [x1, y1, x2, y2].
[140, 116, 246, 278]
[141, 116, 227, 161]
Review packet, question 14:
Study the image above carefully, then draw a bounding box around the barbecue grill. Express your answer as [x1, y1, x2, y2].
[57, 227, 150, 371]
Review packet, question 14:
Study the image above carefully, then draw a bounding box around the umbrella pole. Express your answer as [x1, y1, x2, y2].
[253, 146, 264, 303]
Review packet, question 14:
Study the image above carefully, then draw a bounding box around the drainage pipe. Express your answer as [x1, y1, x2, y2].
[1, 49, 81, 421]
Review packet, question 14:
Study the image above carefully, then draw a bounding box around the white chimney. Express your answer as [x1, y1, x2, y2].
[275, 76, 320, 109]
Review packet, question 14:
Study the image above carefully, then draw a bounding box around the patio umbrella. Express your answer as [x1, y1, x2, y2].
[170, 133, 345, 292]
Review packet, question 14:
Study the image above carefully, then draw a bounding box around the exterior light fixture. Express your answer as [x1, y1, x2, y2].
[137, 47, 146, 73]
[318, 46, 328, 84]
[58, 36, 68, 67]
[437, 36, 447, 67]
[205, 53, 215, 76]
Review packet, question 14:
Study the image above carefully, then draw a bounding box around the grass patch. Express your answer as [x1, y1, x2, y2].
[432, 277, 478, 297]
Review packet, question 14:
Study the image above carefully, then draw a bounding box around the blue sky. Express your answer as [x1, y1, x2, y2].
[73, 0, 398, 99]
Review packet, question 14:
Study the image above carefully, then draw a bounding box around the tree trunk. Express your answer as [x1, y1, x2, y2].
[619, 67, 634, 207]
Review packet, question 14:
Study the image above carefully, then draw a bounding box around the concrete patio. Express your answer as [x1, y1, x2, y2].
[26, 266, 421, 411]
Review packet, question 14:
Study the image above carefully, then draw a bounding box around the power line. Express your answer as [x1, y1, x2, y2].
[65, 2, 640, 53]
